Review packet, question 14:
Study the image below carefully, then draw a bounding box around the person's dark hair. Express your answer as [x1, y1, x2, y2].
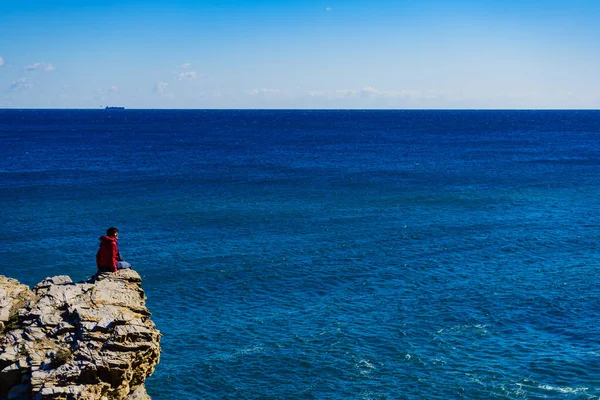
[106, 227, 119, 237]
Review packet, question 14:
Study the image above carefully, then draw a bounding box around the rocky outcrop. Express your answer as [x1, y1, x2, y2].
[0, 270, 161, 400]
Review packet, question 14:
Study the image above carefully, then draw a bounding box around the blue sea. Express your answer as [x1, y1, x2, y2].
[1, 109, 600, 399]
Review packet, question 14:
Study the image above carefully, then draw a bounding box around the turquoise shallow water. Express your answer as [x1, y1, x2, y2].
[1, 110, 600, 398]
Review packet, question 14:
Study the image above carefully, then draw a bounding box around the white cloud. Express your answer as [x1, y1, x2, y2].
[153, 81, 169, 95]
[109, 86, 119, 93]
[302, 87, 455, 107]
[8, 78, 33, 92]
[174, 71, 199, 80]
[307, 87, 424, 99]
[360, 86, 385, 97]
[245, 88, 281, 95]
[308, 89, 359, 98]
[0, 56, 4, 67]
[359, 86, 423, 98]
[24, 61, 55, 71]
[241, 87, 449, 104]
[24, 62, 43, 71]
[180, 62, 192, 69]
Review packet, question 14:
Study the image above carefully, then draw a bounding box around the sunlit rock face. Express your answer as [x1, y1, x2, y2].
[0, 270, 161, 400]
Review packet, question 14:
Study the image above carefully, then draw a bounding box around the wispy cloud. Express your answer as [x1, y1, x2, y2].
[24, 61, 55, 71]
[359, 86, 422, 98]
[174, 71, 200, 80]
[245, 88, 282, 96]
[25, 63, 42, 71]
[153, 81, 169, 96]
[8, 78, 33, 92]
[180, 62, 192, 69]
[306, 87, 436, 100]
[307, 89, 359, 98]
[326, 7, 332, 11]
[109, 86, 119, 93]
[0, 56, 4, 67]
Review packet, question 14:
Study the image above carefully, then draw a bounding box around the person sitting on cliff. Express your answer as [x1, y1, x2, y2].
[96, 227, 132, 273]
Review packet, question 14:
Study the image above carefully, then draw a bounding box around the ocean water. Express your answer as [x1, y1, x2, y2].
[1, 109, 600, 399]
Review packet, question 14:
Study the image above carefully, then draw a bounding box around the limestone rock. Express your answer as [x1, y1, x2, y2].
[0, 277, 35, 333]
[0, 270, 161, 400]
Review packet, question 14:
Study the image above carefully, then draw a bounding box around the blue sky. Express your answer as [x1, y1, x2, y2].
[1, 0, 599, 109]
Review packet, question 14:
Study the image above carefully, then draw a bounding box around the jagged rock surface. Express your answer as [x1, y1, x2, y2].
[0, 270, 161, 400]
[0, 277, 35, 334]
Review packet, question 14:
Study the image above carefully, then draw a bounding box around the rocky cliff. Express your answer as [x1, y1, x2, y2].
[0, 270, 161, 400]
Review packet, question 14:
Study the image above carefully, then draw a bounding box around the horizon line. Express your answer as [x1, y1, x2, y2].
[1, 108, 599, 111]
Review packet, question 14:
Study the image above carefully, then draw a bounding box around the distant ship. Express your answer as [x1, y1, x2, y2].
[105, 106, 125, 110]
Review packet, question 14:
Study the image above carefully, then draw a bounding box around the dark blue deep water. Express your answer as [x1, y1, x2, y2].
[1, 109, 600, 399]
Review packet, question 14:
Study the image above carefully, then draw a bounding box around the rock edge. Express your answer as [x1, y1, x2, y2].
[0, 270, 161, 400]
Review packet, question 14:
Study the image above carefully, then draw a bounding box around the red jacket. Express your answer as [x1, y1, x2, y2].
[96, 236, 120, 272]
